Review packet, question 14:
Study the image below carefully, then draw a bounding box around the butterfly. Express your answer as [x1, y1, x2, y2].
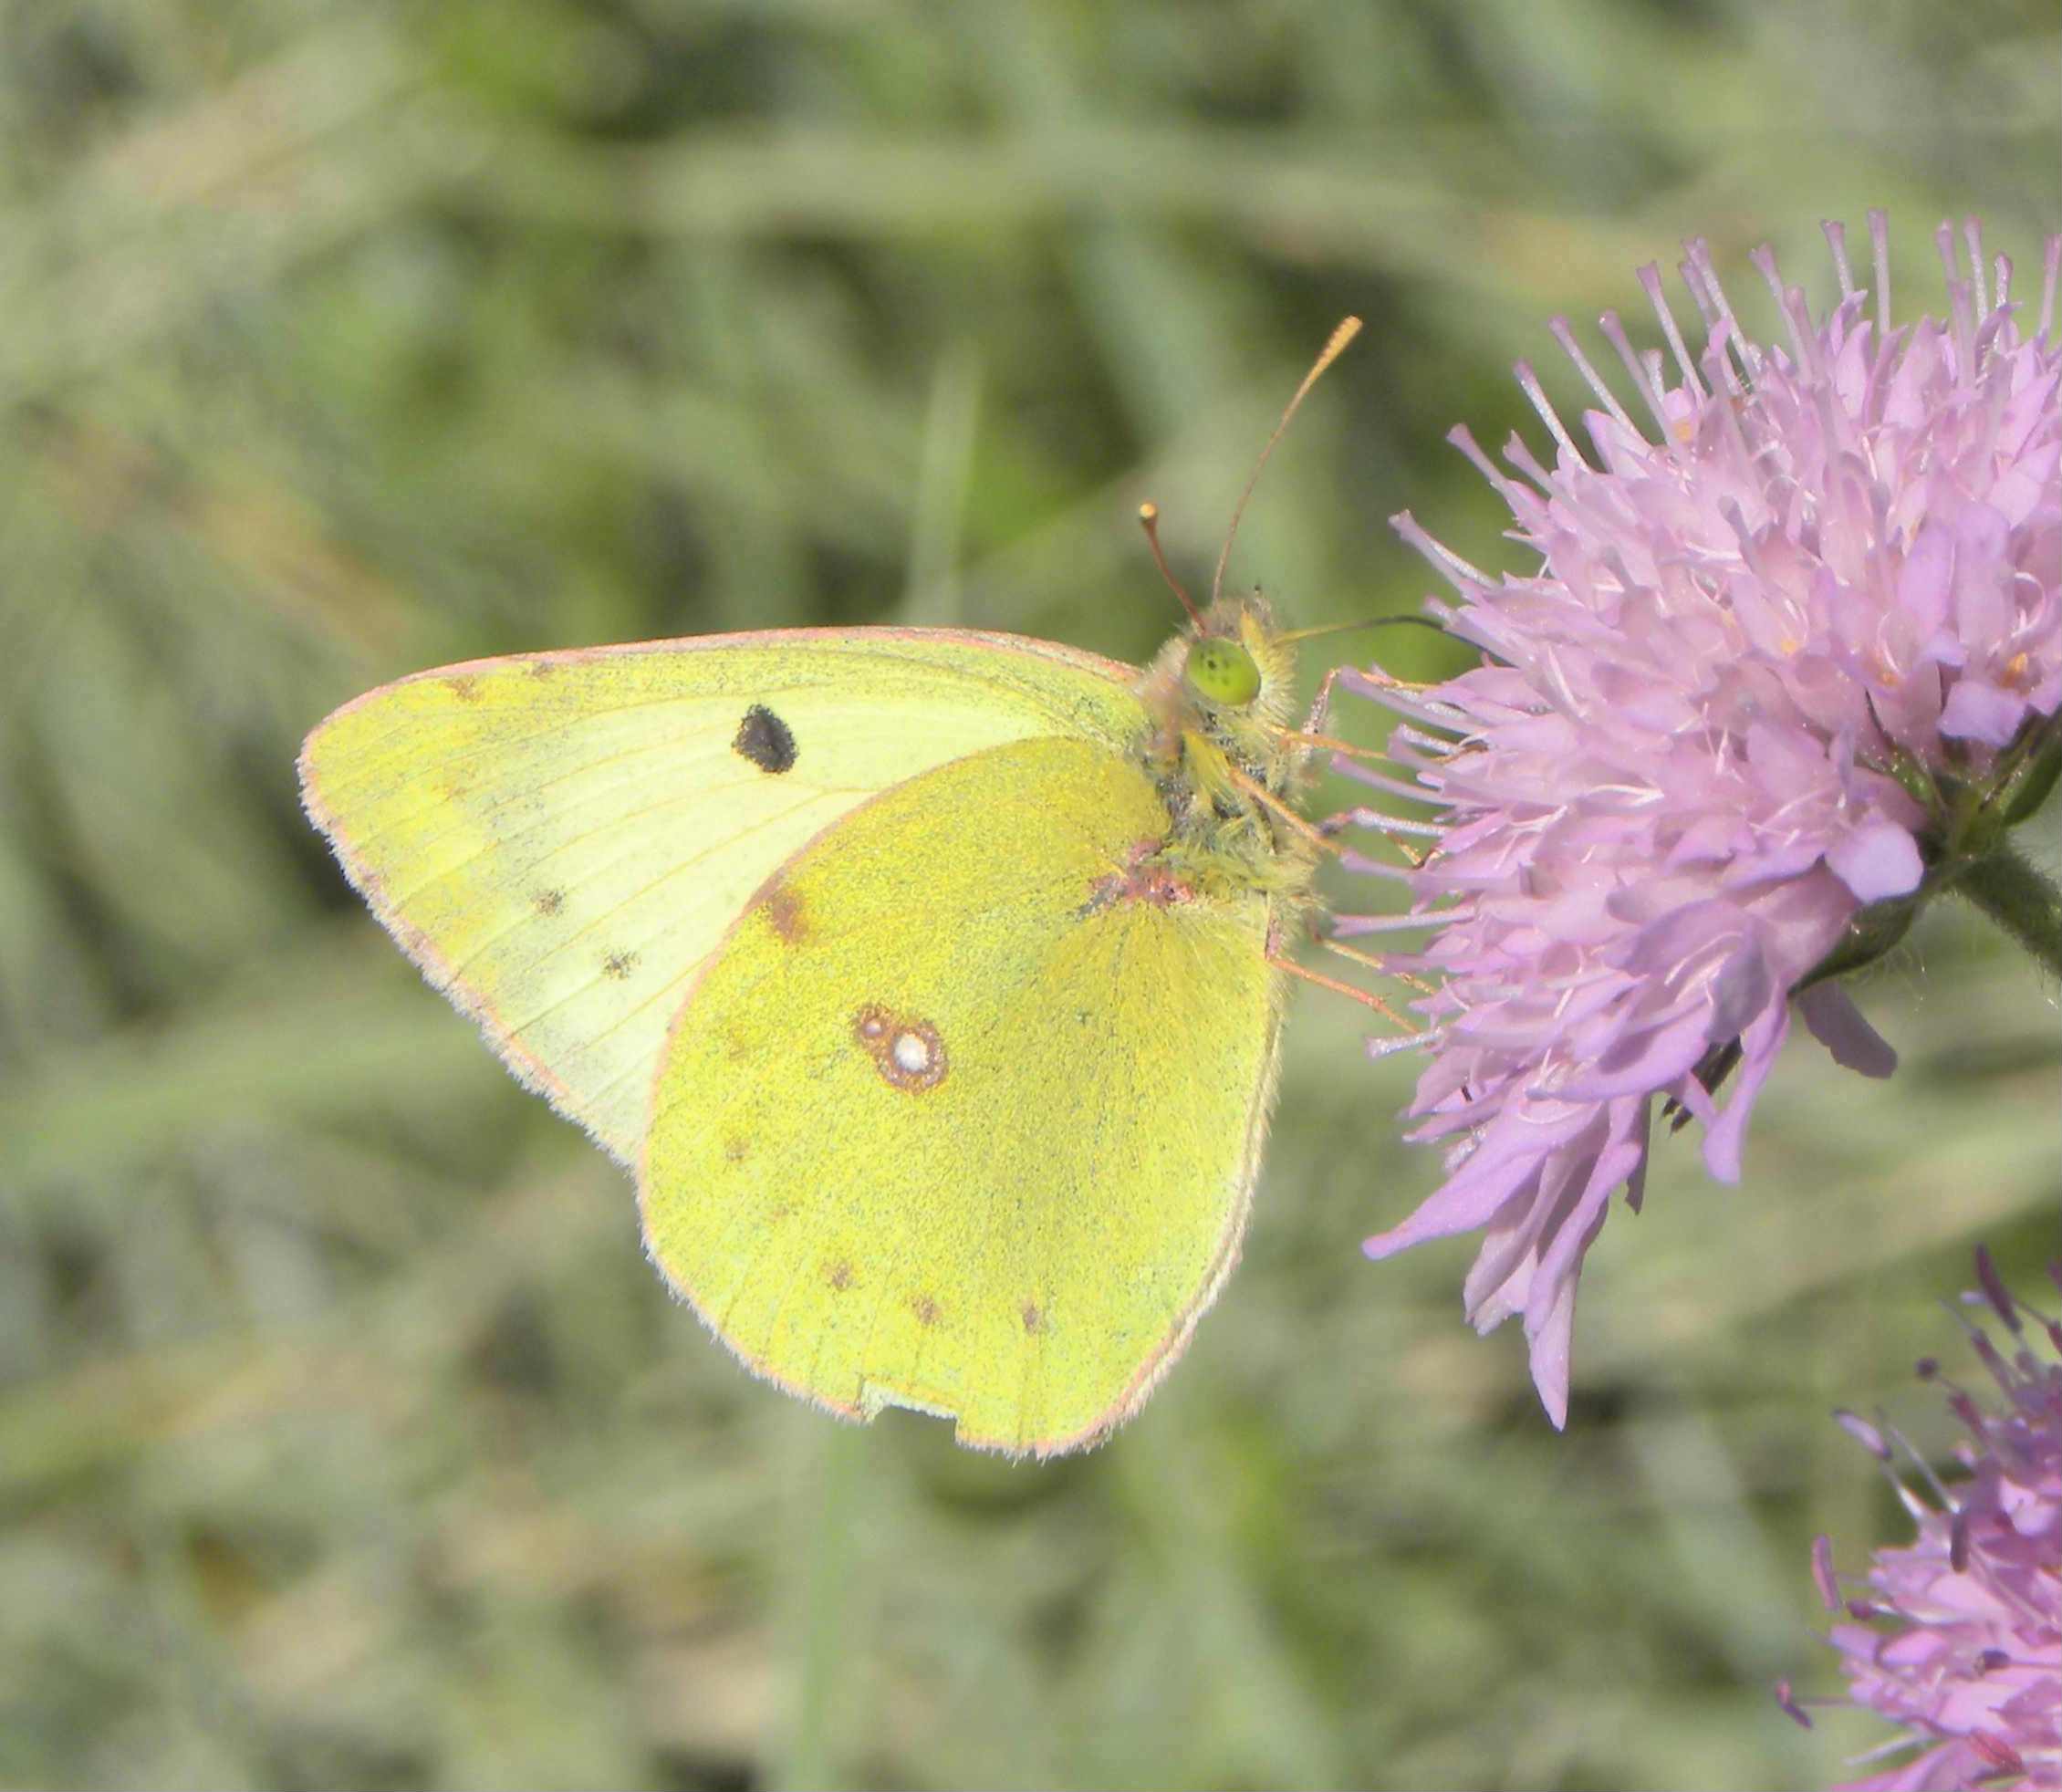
[298, 320, 1369, 1458]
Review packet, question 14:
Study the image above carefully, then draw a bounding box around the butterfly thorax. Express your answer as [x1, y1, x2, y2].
[1128, 595, 1321, 910]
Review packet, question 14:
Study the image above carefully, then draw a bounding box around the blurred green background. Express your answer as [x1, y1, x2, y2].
[2, 2, 2057, 1787]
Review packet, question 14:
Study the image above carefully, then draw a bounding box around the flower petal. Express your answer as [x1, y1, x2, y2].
[1826, 823, 1923, 902]
[1798, 983, 1899, 1078]
[1938, 677, 2031, 746]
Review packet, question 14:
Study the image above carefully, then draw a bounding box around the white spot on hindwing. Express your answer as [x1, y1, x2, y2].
[853, 1005, 948, 1092]
[890, 1031, 933, 1076]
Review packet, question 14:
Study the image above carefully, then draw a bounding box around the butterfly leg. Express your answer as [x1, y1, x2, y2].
[1268, 950, 1416, 1028]
[1303, 664, 1345, 737]
[1275, 668, 1401, 766]
[1318, 932, 1436, 996]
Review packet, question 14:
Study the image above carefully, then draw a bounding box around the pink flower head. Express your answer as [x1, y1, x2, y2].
[1338, 215, 2062, 1424]
[1800, 1251, 2062, 1789]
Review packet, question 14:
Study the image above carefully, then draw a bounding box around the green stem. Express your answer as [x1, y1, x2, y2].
[1955, 843, 2062, 979]
[774, 1420, 865, 1792]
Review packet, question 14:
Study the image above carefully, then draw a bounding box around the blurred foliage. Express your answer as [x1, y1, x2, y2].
[1, 1, 2057, 1787]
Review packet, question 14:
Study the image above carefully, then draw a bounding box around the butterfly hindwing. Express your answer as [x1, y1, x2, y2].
[298, 630, 1146, 1162]
[640, 735, 1285, 1457]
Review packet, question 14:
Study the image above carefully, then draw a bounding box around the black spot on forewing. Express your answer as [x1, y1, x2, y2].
[734, 704, 797, 775]
[534, 889, 565, 916]
[601, 951, 638, 981]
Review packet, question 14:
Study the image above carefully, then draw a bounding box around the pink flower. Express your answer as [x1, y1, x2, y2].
[1791, 1251, 2062, 1789]
[1338, 216, 2062, 1424]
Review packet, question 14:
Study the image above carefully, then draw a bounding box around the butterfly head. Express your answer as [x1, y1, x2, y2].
[1174, 592, 1297, 733]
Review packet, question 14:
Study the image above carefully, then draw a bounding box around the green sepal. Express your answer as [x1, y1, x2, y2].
[1997, 720, 2062, 828]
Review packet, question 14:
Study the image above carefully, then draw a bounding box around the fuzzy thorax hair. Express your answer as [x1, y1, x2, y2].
[1130, 593, 1320, 902]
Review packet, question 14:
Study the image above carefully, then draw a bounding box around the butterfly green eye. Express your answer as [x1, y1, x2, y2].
[1183, 637, 1263, 708]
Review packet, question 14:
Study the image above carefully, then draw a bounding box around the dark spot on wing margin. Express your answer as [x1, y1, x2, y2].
[763, 884, 808, 944]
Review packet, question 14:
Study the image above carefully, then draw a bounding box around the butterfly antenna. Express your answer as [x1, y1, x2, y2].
[1273, 613, 1448, 647]
[1138, 502, 1204, 630]
[1210, 316, 1362, 607]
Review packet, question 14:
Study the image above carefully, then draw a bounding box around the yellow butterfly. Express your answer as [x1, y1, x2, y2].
[299, 321, 1365, 1458]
